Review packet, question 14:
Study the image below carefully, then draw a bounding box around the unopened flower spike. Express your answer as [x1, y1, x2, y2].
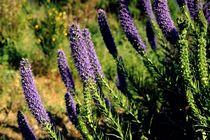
[146, 20, 157, 50]
[57, 50, 75, 93]
[17, 111, 37, 140]
[98, 9, 118, 59]
[65, 92, 78, 126]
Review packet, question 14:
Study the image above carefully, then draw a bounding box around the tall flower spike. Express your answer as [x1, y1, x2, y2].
[146, 20, 157, 50]
[119, 0, 146, 54]
[57, 50, 75, 93]
[20, 59, 50, 124]
[69, 24, 95, 83]
[82, 28, 104, 79]
[141, 0, 155, 20]
[98, 9, 118, 59]
[17, 111, 37, 140]
[65, 92, 78, 126]
[153, 0, 179, 44]
[203, 2, 210, 24]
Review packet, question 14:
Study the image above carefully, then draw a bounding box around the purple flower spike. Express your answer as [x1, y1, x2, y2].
[20, 59, 50, 125]
[69, 24, 95, 83]
[141, 0, 155, 20]
[17, 111, 37, 140]
[65, 92, 78, 125]
[119, 0, 146, 54]
[98, 9, 118, 59]
[57, 50, 75, 93]
[146, 20, 157, 50]
[186, 0, 198, 19]
[153, 0, 179, 44]
[203, 2, 210, 24]
[82, 28, 104, 79]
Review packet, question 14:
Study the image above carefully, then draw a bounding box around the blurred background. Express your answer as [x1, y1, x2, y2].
[0, 0, 180, 139]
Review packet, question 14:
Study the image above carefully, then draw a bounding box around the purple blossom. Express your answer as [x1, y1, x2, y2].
[153, 0, 179, 44]
[140, 0, 155, 20]
[57, 50, 75, 93]
[82, 28, 104, 79]
[203, 2, 210, 24]
[146, 20, 157, 50]
[17, 111, 37, 140]
[119, 0, 146, 54]
[69, 24, 95, 83]
[97, 9, 118, 59]
[65, 92, 78, 125]
[20, 59, 50, 125]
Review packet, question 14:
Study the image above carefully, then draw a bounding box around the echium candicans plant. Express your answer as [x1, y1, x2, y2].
[69, 23, 127, 140]
[68, 24, 95, 139]
[17, 0, 210, 139]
